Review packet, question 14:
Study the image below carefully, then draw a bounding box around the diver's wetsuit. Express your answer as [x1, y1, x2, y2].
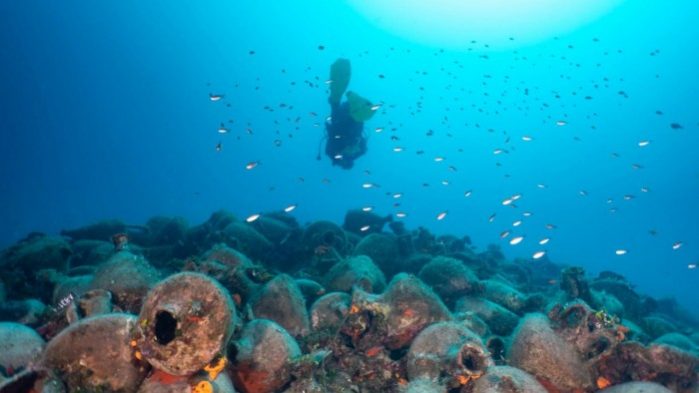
[325, 100, 367, 169]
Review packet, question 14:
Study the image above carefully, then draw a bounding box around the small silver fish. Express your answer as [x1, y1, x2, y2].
[246, 213, 261, 223]
[509, 236, 524, 245]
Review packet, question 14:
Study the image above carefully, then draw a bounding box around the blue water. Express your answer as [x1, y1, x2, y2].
[1, 1, 698, 316]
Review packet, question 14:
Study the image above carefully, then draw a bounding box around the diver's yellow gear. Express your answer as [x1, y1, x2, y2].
[329, 58, 351, 105]
[346, 91, 376, 122]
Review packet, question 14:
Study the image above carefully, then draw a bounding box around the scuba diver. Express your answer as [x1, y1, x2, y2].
[317, 58, 377, 169]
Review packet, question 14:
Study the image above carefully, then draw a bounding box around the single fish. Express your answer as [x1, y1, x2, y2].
[532, 251, 546, 260]
[246, 213, 261, 223]
[509, 236, 524, 245]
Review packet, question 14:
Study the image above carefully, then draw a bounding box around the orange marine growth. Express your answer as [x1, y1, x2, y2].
[191, 380, 213, 393]
[615, 325, 630, 341]
[204, 355, 227, 380]
[457, 375, 470, 385]
[401, 308, 416, 318]
[365, 346, 383, 357]
[151, 369, 189, 385]
[596, 376, 612, 389]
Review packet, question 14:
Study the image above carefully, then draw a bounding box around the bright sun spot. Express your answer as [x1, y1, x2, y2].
[347, 0, 626, 49]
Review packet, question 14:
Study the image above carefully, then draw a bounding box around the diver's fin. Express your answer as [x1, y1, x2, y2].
[346, 91, 376, 122]
[329, 58, 351, 105]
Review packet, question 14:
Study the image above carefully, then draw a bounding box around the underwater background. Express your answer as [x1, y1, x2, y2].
[1, 0, 698, 321]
